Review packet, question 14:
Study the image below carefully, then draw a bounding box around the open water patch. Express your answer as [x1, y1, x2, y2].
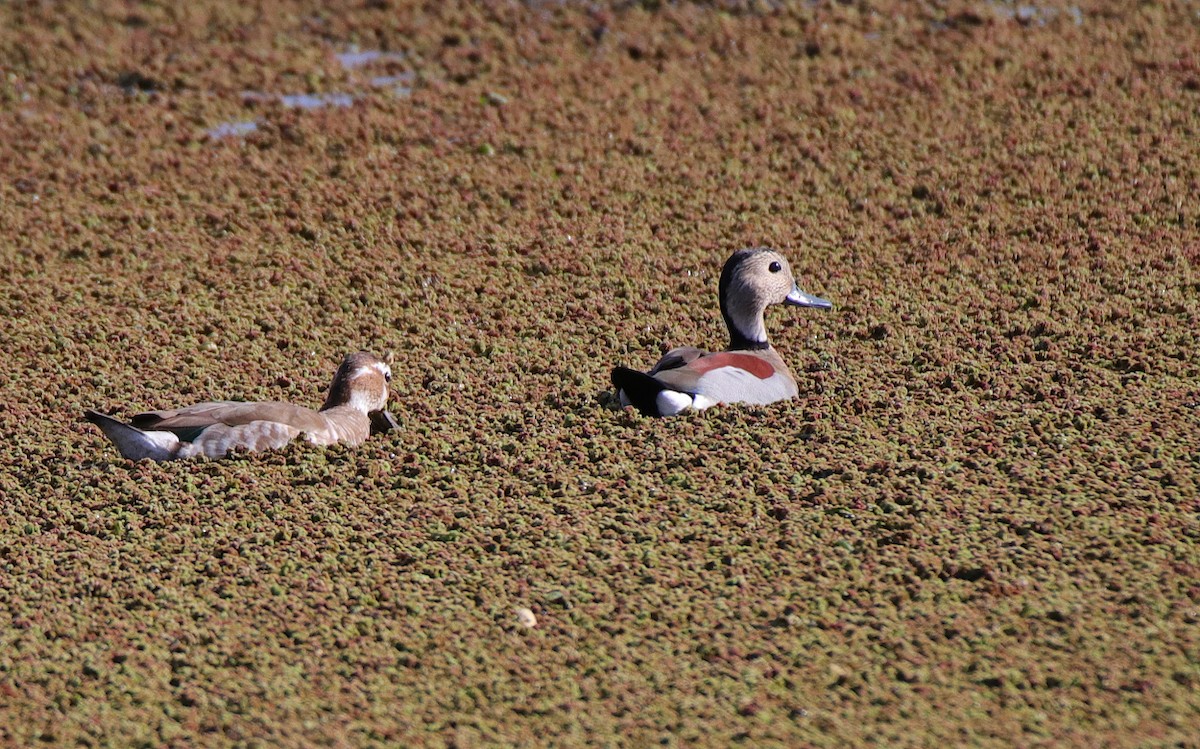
[335, 48, 407, 69]
[368, 71, 415, 98]
[278, 92, 356, 109]
[203, 46, 415, 141]
[206, 120, 260, 139]
[985, 1, 1083, 26]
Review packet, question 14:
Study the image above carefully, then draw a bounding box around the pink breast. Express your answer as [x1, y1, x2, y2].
[690, 353, 775, 379]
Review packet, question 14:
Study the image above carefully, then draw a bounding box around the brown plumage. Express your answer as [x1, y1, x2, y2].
[85, 351, 393, 461]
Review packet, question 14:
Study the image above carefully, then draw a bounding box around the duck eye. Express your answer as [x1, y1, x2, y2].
[384, 372, 392, 383]
[768, 261, 782, 273]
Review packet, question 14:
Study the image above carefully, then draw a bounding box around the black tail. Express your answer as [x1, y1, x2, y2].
[610, 367, 670, 417]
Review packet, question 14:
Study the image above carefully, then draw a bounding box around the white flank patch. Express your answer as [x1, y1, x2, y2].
[656, 390, 695, 416]
[691, 394, 719, 411]
[144, 430, 181, 452]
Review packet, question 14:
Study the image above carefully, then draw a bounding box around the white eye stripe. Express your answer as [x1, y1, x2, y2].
[369, 361, 392, 381]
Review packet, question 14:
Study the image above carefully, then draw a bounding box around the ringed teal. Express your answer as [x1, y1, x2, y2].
[611, 248, 831, 417]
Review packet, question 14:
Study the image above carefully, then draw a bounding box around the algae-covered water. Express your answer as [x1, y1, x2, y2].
[1, 2, 1198, 746]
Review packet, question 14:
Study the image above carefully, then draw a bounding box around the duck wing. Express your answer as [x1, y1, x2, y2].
[131, 401, 327, 440]
[648, 346, 707, 376]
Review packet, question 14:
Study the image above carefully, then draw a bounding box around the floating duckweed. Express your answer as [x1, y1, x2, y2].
[1, 2, 1198, 747]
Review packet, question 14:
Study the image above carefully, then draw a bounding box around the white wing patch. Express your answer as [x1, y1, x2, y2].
[655, 390, 696, 416]
[691, 394, 719, 410]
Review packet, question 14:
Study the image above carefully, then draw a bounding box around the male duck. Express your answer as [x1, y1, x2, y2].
[611, 248, 831, 417]
[86, 351, 395, 461]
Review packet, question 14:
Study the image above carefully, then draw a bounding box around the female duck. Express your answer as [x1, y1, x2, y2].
[611, 248, 831, 417]
[86, 351, 395, 460]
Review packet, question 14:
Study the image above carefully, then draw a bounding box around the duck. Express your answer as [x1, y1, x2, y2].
[85, 351, 396, 461]
[611, 248, 831, 417]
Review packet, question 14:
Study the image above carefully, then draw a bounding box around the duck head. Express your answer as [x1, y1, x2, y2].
[321, 351, 392, 414]
[718, 248, 832, 350]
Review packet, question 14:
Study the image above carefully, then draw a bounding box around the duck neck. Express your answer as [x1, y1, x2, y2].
[718, 258, 772, 351]
[321, 386, 349, 412]
[720, 298, 770, 351]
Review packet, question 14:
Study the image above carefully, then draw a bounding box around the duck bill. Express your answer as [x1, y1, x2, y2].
[785, 286, 833, 309]
[369, 410, 401, 435]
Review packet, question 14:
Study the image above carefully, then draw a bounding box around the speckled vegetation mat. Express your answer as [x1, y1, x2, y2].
[1, 1, 1198, 746]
